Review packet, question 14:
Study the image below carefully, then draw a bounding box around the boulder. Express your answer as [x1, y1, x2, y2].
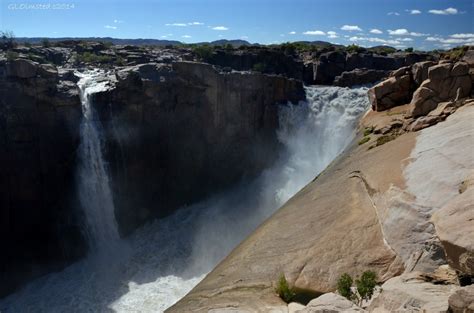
[408, 62, 472, 117]
[368, 74, 412, 111]
[288, 302, 305, 313]
[296, 293, 366, 313]
[432, 188, 474, 275]
[6, 59, 38, 78]
[411, 61, 435, 86]
[448, 285, 474, 313]
[368, 272, 459, 313]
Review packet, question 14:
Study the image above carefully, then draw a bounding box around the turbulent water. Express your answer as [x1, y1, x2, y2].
[0, 85, 369, 313]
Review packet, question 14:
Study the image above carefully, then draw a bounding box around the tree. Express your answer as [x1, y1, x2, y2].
[405, 47, 414, 52]
[355, 271, 377, 305]
[1, 30, 16, 50]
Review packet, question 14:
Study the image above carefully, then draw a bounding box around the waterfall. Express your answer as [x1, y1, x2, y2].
[0, 85, 369, 313]
[77, 71, 120, 251]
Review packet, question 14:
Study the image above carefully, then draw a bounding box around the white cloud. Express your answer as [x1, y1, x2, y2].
[428, 7, 458, 15]
[303, 30, 326, 35]
[165, 23, 187, 27]
[181, 35, 191, 38]
[388, 28, 409, 35]
[104, 25, 117, 29]
[241, 36, 249, 39]
[388, 29, 428, 36]
[408, 9, 421, 14]
[349, 36, 401, 45]
[113, 19, 124, 23]
[387, 12, 400, 16]
[289, 31, 296, 35]
[212, 26, 229, 31]
[410, 32, 428, 37]
[327, 31, 338, 38]
[370, 29, 383, 34]
[397, 37, 414, 42]
[450, 33, 474, 39]
[425, 36, 473, 44]
[188, 22, 204, 25]
[341, 25, 362, 31]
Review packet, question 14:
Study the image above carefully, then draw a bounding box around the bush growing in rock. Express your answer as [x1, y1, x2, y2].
[337, 271, 377, 306]
[275, 274, 295, 303]
[337, 273, 354, 300]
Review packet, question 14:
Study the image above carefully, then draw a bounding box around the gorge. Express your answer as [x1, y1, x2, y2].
[0, 37, 473, 312]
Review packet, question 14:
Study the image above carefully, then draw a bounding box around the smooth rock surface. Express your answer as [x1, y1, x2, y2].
[432, 188, 474, 275]
[297, 293, 366, 313]
[449, 285, 474, 313]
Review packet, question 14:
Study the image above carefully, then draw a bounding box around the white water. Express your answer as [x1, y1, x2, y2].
[0, 85, 369, 313]
[77, 71, 121, 252]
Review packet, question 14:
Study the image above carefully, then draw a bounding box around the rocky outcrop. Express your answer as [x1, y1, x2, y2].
[408, 62, 471, 117]
[204, 47, 308, 82]
[368, 272, 459, 312]
[314, 51, 432, 85]
[297, 293, 366, 313]
[368, 67, 413, 111]
[334, 68, 387, 87]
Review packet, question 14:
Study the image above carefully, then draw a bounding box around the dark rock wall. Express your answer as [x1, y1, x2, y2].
[0, 59, 85, 297]
[93, 62, 305, 234]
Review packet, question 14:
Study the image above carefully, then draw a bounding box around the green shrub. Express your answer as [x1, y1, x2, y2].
[376, 134, 397, 147]
[337, 271, 378, 306]
[363, 126, 374, 137]
[355, 271, 377, 303]
[192, 45, 214, 61]
[346, 44, 365, 54]
[404, 47, 414, 53]
[6, 50, 19, 61]
[275, 274, 295, 303]
[252, 62, 265, 72]
[337, 273, 353, 300]
[358, 136, 371, 145]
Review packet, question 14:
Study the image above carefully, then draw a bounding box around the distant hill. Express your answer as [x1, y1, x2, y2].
[15, 37, 182, 46]
[293, 40, 339, 47]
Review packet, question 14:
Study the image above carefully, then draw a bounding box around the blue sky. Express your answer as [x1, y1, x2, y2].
[1, 0, 473, 50]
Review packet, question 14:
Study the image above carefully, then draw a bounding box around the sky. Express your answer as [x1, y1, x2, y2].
[1, 0, 473, 50]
